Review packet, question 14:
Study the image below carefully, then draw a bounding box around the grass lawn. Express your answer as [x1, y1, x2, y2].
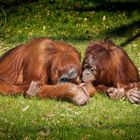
[0, 0, 140, 139]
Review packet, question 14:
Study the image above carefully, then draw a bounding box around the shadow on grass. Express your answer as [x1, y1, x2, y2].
[52, 0, 140, 45]
[74, 0, 140, 46]
[1, 0, 140, 45]
[104, 20, 140, 47]
[0, 0, 38, 7]
[75, 0, 140, 13]
[1, 121, 140, 139]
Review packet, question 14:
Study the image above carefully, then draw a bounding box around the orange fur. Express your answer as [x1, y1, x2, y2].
[82, 39, 140, 103]
[0, 38, 92, 105]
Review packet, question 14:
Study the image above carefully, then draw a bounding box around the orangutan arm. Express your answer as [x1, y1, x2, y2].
[0, 79, 29, 96]
[26, 81, 90, 106]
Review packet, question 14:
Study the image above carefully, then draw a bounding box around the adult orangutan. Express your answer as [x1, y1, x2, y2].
[82, 39, 140, 104]
[0, 37, 95, 105]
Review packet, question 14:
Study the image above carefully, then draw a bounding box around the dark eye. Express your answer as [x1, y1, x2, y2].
[90, 66, 96, 71]
[60, 78, 68, 83]
[91, 68, 94, 71]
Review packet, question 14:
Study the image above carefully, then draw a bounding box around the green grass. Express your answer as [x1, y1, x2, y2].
[1, 95, 140, 140]
[1, 94, 140, 140]
[0, 0, 140, 139]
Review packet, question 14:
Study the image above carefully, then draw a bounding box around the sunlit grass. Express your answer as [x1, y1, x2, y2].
[0, 94, 140, 140]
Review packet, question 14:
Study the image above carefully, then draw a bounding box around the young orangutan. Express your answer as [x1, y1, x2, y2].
[82, 39, 140, 103]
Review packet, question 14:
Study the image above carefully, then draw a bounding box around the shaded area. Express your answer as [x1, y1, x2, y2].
[74, 0, 140, 12]
[0, 0, 140, 45]
[1, 121, 140, 139]
[74, 0, 140, 46]
[1, 0, 140, 13]
[121, 33, 140, 47]
[0, 0, 38, 8]
[104, 20, 140, 47]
